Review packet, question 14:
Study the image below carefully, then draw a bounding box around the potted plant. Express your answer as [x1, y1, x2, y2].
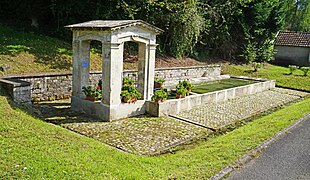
[175, 84, 188, 99]
[122, 77, 135, 85]
[152, 89, 168, 102]
[120, 88, 141, 103]
[82, 80, 102, 101]
[181, 80, 193, 92]
[154, 77, 165, 88]
[120, 78, 141, 103]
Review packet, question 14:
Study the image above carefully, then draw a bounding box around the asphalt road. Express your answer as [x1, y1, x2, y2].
[227, 114, 310, 180]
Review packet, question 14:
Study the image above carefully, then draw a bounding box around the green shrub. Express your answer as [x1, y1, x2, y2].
[251, 62, 262, 72]
[300, 67, 310, 76]
[288, 65, 299, 75]
[6, 45, 31, 54]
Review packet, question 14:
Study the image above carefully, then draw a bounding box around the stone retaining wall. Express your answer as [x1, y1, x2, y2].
[0, 78, 32, 104]
[0, 65, 220, 102]
[147, 77, 276, 117]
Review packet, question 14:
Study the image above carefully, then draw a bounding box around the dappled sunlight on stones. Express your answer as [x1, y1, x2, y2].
[62, 116, 211, 155]
[34, 88, 308, 155]
[177, 88, 308, 129]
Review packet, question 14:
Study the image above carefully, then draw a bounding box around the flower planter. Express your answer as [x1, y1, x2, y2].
[122, 97, 138, 103]
[154, 82, 163, 89]
[85, 96, 96, 101]
[154, 98, 167, 103]
[176, 94, 185, 99]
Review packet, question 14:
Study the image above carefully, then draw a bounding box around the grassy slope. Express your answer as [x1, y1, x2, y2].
[222, 63, 310, 91]
[1, 87, 309, 179]
[0, 24, 104, 76]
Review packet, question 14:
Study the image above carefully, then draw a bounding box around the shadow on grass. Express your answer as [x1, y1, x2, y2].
[0, 87, 106, 125]
[33, 100, 108, 125]
[0, 24, 72, 70]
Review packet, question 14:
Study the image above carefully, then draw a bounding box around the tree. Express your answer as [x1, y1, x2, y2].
[198, 0, 286, 62]
[284, 0, 310, 31]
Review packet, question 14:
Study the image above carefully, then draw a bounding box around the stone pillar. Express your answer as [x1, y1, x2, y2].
[137, 43, 148, 100]
[102, 42, 123, 105]
[146, 44, 157, 100]
[72, 39, 90, 98]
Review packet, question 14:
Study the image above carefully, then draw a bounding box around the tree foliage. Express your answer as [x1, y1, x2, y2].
[0, 0, 306, 62]
[283, 0, 310, 31]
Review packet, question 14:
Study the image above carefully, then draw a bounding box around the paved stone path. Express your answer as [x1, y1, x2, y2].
[63, 116, 211, 155]
[177, 88, 309, 129]
[34, 101, 211, 155]
[34, 88, 309, 155]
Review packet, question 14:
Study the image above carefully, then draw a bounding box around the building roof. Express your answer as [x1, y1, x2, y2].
[65, 20, 163, 34]
[274, 31, 310, 47]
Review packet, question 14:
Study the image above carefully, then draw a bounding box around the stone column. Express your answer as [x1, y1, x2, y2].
[146, 44, 157, 100]
[102, 42, 123, 105]
[72, 38, 91, 98]
[137, 43, 148, 100]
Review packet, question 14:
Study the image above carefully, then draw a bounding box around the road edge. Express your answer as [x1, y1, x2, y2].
[211, 112, 310, 180]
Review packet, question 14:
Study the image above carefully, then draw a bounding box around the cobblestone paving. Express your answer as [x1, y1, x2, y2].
[177, 88, 309, 129]
[34, 88, 308, 155]
[33, 100, 211, 155]
[63, 117, 211, 155]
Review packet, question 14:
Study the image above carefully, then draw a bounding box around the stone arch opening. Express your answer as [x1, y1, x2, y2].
[66, 20, 162, 121]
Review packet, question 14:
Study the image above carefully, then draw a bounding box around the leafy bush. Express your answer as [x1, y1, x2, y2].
[6, 45, 31, 54]
[288, 65, 299, 75]
[251, 62, 262, 72]
[300, 67, 309, 76]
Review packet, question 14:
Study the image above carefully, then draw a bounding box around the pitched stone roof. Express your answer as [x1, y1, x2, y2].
[65, 20, 163, 34]
[274, 31, 310, 47]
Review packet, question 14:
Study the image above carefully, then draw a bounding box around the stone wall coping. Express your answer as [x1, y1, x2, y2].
[1, 65, 221, 78]
[231, 75, 272, 82]
[1, 71, 73, 79]
[0, 78, 31, 87]
[154, 65, 220, 71]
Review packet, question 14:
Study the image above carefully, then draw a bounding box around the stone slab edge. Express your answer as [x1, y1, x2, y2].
[210, 112, 310, 180]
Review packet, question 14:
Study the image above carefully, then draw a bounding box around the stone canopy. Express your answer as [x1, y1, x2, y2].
[66, 20, 162, 121]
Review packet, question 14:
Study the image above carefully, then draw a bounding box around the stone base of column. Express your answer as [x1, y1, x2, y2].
[71, 96, 147, 121]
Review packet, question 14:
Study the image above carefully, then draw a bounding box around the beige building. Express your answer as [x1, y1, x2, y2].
[274, 31, 310, 66]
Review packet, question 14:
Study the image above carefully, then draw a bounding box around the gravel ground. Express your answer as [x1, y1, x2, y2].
[177, 88, 309, 129]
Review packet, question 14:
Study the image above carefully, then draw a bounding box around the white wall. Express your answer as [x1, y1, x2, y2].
[274, 46, 310, 66]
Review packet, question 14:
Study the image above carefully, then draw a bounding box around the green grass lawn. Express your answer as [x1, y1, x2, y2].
[222, 63, 310, 91]
[192, 78, 255, 94]
[0, 24, 140, 76]
[1, 87, 309, 179]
